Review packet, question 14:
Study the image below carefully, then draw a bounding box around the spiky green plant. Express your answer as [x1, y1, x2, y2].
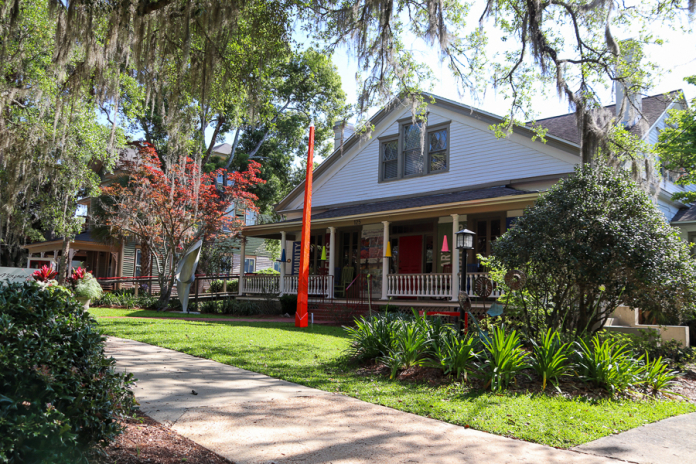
[432, 330, 480, 381]
[642, 354, 678, 393]
[574, 336, 644, 395]
[530, 329, 571, 390]
[480, 326, 529, 391]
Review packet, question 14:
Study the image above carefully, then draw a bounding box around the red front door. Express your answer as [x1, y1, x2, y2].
[398, 235, 422, 274]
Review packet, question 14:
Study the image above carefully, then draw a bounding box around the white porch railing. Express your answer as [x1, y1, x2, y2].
[387, 273, 452, 298]
[283, 275, 333, 297]
[386, 272, 503, 299]
[245, 275, 280, 294]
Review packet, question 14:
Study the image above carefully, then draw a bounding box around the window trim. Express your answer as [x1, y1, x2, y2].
[378, 120, 451, 183]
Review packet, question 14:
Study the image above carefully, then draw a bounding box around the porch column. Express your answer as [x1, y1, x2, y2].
[451, 213, 460, 301]
[239, 237, 246, 295]
[381, 221, 390, 300]
[279, 231, 287, 295]
[328, 227, 336, 298]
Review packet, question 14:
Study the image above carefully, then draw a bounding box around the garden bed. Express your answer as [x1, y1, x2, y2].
[89, 412, 231, 464]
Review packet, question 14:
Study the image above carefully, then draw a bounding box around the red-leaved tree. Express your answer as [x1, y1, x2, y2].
[101, 143, 264, 309]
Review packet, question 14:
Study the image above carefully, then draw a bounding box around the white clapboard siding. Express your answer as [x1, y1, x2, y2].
[296, 105, 576, 209]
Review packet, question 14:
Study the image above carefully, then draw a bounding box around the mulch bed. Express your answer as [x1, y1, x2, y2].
[89, 412, 232, 464]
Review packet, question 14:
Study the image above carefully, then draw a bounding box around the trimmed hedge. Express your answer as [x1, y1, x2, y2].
[0, 282, 136, 463]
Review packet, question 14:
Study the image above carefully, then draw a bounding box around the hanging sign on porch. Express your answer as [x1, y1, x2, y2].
[296, 123, 315, 328]
[291, 241, 301, 275]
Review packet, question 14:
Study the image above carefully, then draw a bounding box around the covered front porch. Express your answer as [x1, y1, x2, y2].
[241, 186, 537, 307]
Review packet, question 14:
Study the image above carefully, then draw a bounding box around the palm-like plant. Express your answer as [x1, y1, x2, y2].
[530, 329, 571, 390]
[480, 326, 529, 391]
[432, 330, 480, 381]
[575, 336, 644, 395]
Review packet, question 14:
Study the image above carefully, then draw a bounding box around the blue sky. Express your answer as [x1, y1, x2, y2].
[297, 14, 696, 123]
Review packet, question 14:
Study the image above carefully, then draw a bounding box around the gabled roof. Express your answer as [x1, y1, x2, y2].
[532, 91, 682, 145]
[275, 93, 579, 212]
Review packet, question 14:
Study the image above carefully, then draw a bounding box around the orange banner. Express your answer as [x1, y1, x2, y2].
[296, 124, 315, 327]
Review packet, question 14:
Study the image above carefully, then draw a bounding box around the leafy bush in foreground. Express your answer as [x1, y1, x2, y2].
[479, 326, 530, 392]
[0, 282, 136, 463]
[575, 337, 644, 394]
[530, 329, 572, 390]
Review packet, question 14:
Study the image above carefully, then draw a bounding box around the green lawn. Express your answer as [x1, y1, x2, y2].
[93, 308, 696, 448]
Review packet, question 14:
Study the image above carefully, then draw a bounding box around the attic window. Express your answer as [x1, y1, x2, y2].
[382, 140, 398, 179]
[379, 121, 450, 182]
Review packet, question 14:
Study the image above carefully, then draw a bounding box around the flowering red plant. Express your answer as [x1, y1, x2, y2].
[67, 266, 89, 286]
[101, 142, 264, 307]
[32, 265, 58, 282]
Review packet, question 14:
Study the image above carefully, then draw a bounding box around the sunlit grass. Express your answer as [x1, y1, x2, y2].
[92, 308, 696, 448]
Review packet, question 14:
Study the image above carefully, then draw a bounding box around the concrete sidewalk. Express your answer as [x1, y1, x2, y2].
[106, 337, 622, 464]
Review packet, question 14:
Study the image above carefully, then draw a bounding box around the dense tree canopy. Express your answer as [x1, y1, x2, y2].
[492, 165, 696, 339]
[656, 76, 696, 203]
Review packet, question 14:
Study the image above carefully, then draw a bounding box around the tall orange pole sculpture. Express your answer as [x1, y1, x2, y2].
[296, 123, 315, 327]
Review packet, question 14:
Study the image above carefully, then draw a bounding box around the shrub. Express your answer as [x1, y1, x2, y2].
[279, 294, 298, 315]
[603, 329, 696, 370]
[93, 291, 157, 310]
[74, 273, 103, 300]
[479, 326, 529, 391]
[530, 329, 571, 390]
[256, 268, 280, 275]
[493, 165, 696, 339]
[574, 336, 644, 395]
[208, 279, 238, 293]
[641, 354, 678, 393]
[200, 300, 221, 314]
[380, 319, 431, 378]
[431, 329, 480, 381]
[0, 282, 136, 463]
[345, 313, 404, 360]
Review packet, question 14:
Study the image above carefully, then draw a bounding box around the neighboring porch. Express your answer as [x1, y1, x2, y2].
[23, 230, 124, 287]
[240, 186, 536, 306]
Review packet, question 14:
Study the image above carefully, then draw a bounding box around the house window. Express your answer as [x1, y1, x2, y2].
[135, 249, 142, 277]
[429, 129, 448, 172]
[245, 209, 257, 226]
[379, 121, 449, 181]
[244, 258, 255, 273]
[382, 140, 398, 179]
[403, 123, 425, 176]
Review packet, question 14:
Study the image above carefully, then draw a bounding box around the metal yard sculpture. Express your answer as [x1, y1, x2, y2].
[176, 240, 203, 313]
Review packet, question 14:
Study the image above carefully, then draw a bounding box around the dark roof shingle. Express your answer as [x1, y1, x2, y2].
[531, 92, 681, 145]
[279, 186, 530, 223]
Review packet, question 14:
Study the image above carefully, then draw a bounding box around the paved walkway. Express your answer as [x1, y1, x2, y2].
[105, 337, 689, 464]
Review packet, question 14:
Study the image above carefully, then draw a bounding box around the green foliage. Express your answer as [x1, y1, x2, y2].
[279, 294, 298, 315]
[73, 273, 104, 300]
[493, 165, 696, 339]
[641, 354, 678, 394]
[574, 337, 644, 395]
[0, 282, 136, 463]
[379, 319, 431, 379]
[208, 279, 238, 293]
[530, 329, 572, 391]
[431, 330, 480, 381]
[197, 298, 279, 317]
[93, 290, 158, 310]
[345, 313, 401, 361]
[479, 326, 530, 392]
[601, 329, 696, 371]
[656, 76, 696, 203]
[256, 268, 280, 275]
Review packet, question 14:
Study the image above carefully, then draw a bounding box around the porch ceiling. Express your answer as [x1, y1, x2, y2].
[243, 187, 538, 238]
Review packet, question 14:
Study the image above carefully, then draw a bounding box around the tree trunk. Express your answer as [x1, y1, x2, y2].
[57, 237, 71, 285]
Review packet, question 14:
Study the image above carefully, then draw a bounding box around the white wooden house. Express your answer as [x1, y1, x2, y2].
[239, 90, 691, 310]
